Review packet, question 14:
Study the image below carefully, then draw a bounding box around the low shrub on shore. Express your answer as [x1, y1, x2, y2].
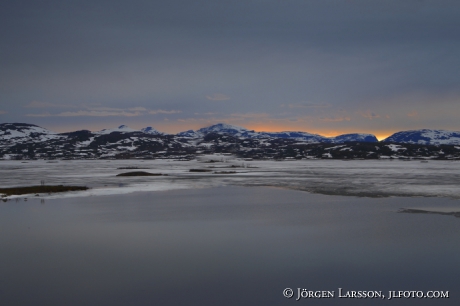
[0, 185, 88, 196]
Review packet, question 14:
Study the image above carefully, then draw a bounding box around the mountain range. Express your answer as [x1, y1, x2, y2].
[1, 122, 460, 160]
[178, 123, 378, 143]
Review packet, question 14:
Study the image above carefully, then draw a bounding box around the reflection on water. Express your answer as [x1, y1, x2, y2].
[0, 187, 459, 306]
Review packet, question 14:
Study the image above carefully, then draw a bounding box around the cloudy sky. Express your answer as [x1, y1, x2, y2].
[1, 0, 459, 139]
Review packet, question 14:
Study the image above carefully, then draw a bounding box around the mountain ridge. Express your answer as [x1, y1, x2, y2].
[1, 122, 460, 160]
[3, 122, 460, 144]
[176, 123, 378, 143]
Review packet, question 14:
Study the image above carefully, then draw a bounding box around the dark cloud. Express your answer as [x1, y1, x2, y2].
[1, 0, 459, 135]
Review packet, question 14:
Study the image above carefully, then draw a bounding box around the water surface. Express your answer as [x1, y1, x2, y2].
[1, 186, 459, 305]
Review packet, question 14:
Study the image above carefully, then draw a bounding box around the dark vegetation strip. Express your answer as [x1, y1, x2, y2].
[399, 208, 460, 218]
[116, 171, 163, 176]
[0, 185, 88, 196]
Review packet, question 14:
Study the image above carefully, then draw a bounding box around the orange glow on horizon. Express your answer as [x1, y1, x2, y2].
[245, 123, 393, 140]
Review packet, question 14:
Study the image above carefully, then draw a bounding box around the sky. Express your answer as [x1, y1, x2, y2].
[1, 0, 459, 140]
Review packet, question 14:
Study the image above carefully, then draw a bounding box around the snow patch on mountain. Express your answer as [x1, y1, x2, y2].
[386, 144, 406, 152]
[76, 137, 95, 147]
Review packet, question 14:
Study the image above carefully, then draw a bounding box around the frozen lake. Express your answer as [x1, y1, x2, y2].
[1, 186, 459, 305]
[1, 157, 460, 199]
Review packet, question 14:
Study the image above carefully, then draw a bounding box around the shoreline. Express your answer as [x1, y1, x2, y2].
[3, 185, 460, 221]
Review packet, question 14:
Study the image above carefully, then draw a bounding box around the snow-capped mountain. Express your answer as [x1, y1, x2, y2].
[0, 123, 59, 138]
[198, 123, 254, 136]
[95, 125, 140, 135]
[330, 133, 378, 143]
[0, 123, 187, 160]
[176, 129, 203, 138]
[258, 131, 328, 142]
[0, 123, 63, 147]
[141, 126, 164, 135]
[383, 129, 460, 145]
[177, 123, 325, 141]
[96, 125, 164, 135]
[176, 123, 376, 143]
[177, 123, 259, 138]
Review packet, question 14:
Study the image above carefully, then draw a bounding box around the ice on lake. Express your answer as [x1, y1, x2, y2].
[1, 157, 460, 199]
